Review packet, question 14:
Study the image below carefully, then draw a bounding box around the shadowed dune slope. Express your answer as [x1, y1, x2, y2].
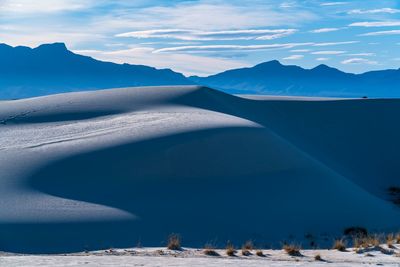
[0, 86, 399, 253]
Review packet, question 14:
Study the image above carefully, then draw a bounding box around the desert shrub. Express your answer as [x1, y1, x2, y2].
[226, 242, 237, 256]
[283, 244, 302, 256]
[256, 250, 264, 257]
[204, 248, 220, 256]
[387, 187, 400, 206]
[388, 186, 400, 194]
[243, 240, 254, 250]
[241, 248, 251, 256]
[314, 254, 322, 261]
[333, 239, 346, 252]
[387, 233, 395, 248]
[344, 227, 368, 237]
[354, 234, 381, 250]
[370, 235, 382, 247]
[395, 233, 400, 243]
[167, 233, 181, 250]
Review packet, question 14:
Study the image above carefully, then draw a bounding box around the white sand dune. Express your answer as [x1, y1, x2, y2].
[0, 86, 400, 253]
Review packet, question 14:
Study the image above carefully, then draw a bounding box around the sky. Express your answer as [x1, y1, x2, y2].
[0, 0, 399, 76]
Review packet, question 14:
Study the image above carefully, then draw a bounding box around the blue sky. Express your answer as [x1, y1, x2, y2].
[0, 0, 399, 76]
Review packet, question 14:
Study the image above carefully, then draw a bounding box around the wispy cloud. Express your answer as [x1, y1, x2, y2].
[140, 40, 359, 54]
[310, 28, 341, 33]
[320, 2, 348, 6]
[341, 58, 377, 65]
[283, 54, 304, 60]
[116, 29, 297, 41]
[0, 0, 94, 14]
[290, 49, 311, 52]
[153, 43, 313, 53]
[349, 21, 400, 27]
[98, 2, 318, 31]
[360, 30, 400, 36]
[312, 51, 346, 55]
[312, 41, 358, 46]
[348, 8, 400, 14]
[316, 57, 330, 61]
[347, 53, 375, 56]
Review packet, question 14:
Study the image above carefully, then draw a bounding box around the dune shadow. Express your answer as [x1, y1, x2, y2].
[172, 88, 400, 197]
[3, 126, 319, 253]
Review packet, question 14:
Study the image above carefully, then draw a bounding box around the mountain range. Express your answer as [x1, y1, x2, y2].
[0, 42, 399, 99]
[0, 43, 191, 99]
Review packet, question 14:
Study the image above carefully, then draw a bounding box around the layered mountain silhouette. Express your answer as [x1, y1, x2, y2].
[0, 43, 192, 99]
[190, 60, 400, 98]
[0, 42, 399, 99]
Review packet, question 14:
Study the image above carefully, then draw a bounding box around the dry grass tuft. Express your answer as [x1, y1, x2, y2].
[167, 234, 181, 250]
[243, 240, 254, 250]
[226, 243, 237, 256]
[241, 249, 251, 256]
[283, 244, 302, 256]
[395, 233, 400, 244]
[241, 240, 254, 256]
[204, 248, 220, 256]
[256, 250, 265, 257]
[333, 239, 347, 252]
[387, 233, 396, 248]
[354, 234, 387, 254]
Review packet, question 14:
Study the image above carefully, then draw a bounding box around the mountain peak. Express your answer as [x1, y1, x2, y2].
[34, 43, 68, 53]
[311, 64, 343, 74]
[255, 60, 283, 68]
[314, 64, 330, 69]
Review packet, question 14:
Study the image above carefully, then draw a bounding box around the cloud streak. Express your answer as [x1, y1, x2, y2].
[349, 21, 400, 27]
[320, 2, 348, 6]
[348, 8, 400, 14]
[283, 54, 304, 60]
[0, 0, 94, 14]
[116, 29, 297, 41]
[360, 30, 400, 36]
[311, 51, 346, 55]
[153, 43, 314, 53]
[341, 58, 377, 65]
[310, 28, 341, 33]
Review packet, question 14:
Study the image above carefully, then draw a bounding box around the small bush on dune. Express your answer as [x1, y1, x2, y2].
[354, 234, 382, 252]
[203, 243, 219, 256]
[241, 240, 253, 256]
[333, 239, 346, 252]
[344, 227, 368, 238]
[241, 248, 251, 256]
[370, 235, 381, 247]
[226, 242, 237, 256]
[387, 186, 400, 206]
[167, 233, 181, 250]
[283, 244, 302, 256]
[256, 250, 265, 257]
[395, 233, 400, 243]
[387, 233, 396, 248]
[243, 240, 254, 250]
[314, 254, 322, 261]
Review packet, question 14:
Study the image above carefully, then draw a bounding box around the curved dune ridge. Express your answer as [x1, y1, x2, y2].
[0, 86, 400, 253]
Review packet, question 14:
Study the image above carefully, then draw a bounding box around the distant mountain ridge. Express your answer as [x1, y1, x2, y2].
[0, 43, 192, 99]
[0, 42, 399, 99]
[189, 60, 400, 98]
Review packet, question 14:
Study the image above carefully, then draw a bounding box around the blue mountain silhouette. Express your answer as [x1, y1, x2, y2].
[190, 60, 400, 97]
[0, 43, 192, 99]
[1, 43, 399, 99]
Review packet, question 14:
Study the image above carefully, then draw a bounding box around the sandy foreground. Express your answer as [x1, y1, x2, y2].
[2, 246, 400, 267]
